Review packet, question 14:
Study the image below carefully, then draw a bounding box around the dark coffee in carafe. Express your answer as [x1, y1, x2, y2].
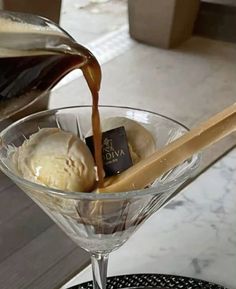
[0, 11, 104, 186]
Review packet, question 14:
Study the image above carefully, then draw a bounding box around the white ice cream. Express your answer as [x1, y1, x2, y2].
[101, 117, 156, 164]
[12, 128, 96, 192]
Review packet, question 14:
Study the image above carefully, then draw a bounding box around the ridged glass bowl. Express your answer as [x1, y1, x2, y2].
[0, 106, 200, 289]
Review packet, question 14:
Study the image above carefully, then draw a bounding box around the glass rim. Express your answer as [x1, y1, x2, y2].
[0, 105, 201, 200]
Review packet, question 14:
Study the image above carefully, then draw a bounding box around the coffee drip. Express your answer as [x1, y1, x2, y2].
[0, 11, 104, 186]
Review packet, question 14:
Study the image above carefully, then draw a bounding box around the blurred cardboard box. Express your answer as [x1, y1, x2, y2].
[2, 0, 61, 23]
[128, 0, 200, 49]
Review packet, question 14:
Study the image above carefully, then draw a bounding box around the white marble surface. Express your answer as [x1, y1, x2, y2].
[63, 148, 236, 289]
[61, 0, 127, 45]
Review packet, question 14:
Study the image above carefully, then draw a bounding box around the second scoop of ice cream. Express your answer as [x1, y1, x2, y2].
[12, 128, 96, 192]
[101, 117, 156, 164]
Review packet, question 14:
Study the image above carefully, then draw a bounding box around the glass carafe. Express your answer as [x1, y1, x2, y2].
[0, 10, 101, 121]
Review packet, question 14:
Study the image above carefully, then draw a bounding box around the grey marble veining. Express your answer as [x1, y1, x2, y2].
[63, 148, 236, 289]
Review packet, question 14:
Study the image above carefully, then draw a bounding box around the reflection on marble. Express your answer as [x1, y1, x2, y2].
[63, 148, 236, 289]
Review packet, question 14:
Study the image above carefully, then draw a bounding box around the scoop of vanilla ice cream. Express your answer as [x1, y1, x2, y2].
[12, 128, 96, 192]
[101, 117, 156, 164]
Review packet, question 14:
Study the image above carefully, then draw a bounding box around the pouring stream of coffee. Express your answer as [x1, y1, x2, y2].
[98, 103, 236, 193]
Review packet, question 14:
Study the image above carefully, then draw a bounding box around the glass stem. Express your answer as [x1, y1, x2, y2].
[91, 253, 109, 289]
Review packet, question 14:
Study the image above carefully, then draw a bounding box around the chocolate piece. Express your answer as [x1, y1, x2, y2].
[86, 126, 133, 177]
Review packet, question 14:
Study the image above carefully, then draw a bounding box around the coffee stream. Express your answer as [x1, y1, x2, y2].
[82, 55, 104, 188]
[0, 43, 104, 187]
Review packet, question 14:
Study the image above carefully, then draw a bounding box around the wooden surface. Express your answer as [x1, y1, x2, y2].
[0, 176, 90, 289]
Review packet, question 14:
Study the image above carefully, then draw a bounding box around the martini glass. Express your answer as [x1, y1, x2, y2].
[0, 106, 200, 289]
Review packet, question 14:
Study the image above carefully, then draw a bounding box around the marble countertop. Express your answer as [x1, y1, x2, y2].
[63, 148, 236, 289]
